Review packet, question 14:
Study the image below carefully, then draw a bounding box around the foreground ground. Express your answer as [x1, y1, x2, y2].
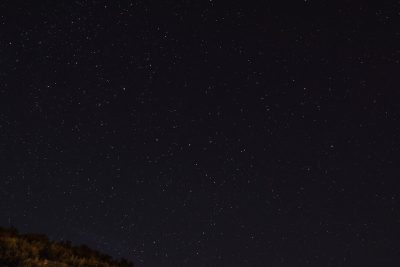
[0, 227, 133, 267]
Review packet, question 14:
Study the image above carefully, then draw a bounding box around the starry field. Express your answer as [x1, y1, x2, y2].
[0, 1, 399, 266]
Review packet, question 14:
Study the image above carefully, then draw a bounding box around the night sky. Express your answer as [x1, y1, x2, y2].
[1, 1, 400, 266]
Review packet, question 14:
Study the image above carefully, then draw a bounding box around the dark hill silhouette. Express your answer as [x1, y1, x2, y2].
[0, 227, 133, 267]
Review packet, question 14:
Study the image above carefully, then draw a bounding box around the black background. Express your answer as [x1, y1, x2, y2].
[1, 1, 399, 266]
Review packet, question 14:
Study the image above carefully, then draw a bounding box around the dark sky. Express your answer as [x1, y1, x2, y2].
[1, 1, 399, 266]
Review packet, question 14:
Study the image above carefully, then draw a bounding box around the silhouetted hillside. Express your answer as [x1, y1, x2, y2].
[0, 227, 133, 267]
